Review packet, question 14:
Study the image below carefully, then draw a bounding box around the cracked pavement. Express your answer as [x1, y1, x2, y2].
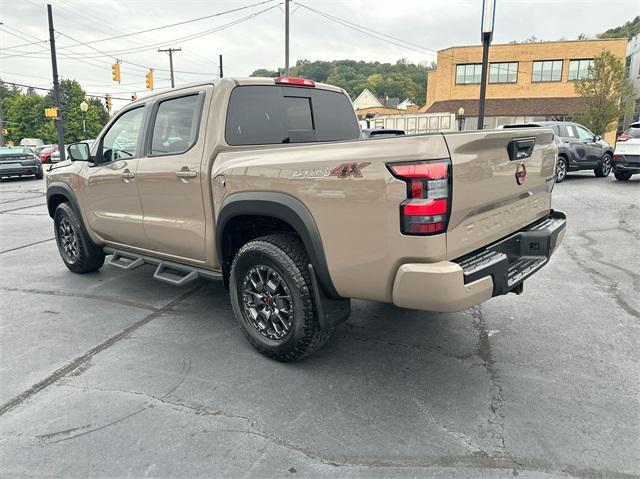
[0, 172, 638, 478]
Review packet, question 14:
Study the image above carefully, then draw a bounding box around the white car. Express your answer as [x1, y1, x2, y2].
[51, 140, 94, 163]
[612, 122, 640, 181]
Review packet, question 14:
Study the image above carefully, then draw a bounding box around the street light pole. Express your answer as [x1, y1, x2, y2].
[80, 101, 88, 140]
[478, 0, 496, 130]
[284, 0, 290, 76]
[457, 107, 466, 132]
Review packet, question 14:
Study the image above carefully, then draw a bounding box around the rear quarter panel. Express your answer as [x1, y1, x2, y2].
[213, 135, 450, 302]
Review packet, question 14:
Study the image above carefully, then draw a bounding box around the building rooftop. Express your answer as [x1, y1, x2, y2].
[424, 97, 585, 116]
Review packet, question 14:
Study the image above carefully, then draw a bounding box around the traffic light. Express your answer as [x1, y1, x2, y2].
[44, 107, 58, 119]
[145, 70, 154, 90]
[105, 95, 112, 111]
[111, 62, 121, 83]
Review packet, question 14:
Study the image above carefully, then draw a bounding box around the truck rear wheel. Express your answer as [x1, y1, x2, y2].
[229, 234, 332, 361]
[54, 202, 105, 273]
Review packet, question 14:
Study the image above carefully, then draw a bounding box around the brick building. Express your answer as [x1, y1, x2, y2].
[421, 38, 628, 143]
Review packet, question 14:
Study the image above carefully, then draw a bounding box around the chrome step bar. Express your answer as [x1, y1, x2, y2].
[104, 247, 222, 286]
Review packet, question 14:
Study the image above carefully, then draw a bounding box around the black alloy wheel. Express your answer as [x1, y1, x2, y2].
[57, 216, 79, 263]
[241, 265, 294, 341]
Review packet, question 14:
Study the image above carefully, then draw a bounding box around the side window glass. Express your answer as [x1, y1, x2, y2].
[101, 107, 145, 162]
[559, 125, 577, 139]
[150, 95, 201, 156]
[576, 126, 593, 141]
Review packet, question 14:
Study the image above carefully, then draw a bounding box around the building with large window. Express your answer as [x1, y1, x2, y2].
[421, 38, 628, 143]
[624, 34, 640, 127]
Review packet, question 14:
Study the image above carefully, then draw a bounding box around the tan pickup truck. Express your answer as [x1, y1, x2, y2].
[46, 77, 566, 361]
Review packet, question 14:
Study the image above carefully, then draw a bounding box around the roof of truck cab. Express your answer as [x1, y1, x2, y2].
[131, 77, 344, 105]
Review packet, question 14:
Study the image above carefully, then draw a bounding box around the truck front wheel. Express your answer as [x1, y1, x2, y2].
[229, 234, 332, 361]
[54, 202, 105, 273]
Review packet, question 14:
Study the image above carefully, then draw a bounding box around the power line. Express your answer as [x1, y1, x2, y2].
[294, 1, 534, 77]
[55, 0, 277, 50]
[0, 80, 134, 100]
[55, 4, 281, 60]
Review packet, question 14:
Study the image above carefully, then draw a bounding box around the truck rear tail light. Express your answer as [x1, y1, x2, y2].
[387, 160, 451, 236]
[617, 134, 631, 142]
[275, 76, 316, 87]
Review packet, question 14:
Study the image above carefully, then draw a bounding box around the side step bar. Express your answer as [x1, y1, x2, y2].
[104, 247, 222, 286]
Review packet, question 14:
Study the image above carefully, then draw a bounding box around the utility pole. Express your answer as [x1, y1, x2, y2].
[477, 0, 495, 130]
[47, 4, 65, 161]
[284, 0, 290, 76]
[219, 54, 223, 78]
[158, 47, 181, 88]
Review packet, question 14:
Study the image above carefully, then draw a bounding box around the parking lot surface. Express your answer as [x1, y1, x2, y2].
[0, 172, 638, 478]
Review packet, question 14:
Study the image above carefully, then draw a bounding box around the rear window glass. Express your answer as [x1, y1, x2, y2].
[623, 125, 640, 138]
[225, 85, 359, 145]
[0, 147, 31, 155]
[285, 97, 313, 131]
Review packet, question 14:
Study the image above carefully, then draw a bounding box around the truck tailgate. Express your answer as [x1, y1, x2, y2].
[443, 128, 557, 260]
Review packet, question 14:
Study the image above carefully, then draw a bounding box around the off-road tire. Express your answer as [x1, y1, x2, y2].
[229, 234, 332, 361]
[614, 171, 632, 181]
[556, 156, 568, 183]
[594, 153, 612, 177]
[54, 202, 105, 273]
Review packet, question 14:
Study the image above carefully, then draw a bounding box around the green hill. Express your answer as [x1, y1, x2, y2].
[251, 59, 433, 106]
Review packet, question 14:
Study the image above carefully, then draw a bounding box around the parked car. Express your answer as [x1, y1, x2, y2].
[502, 121, 613, 182]
[612, 122, 640, 181]
[19, 138, 44, 149]
[39, 145, 58, 163]
[361, 128, 405, 139]
[0, 146, 43, 180]
[48, 76, 565, 361]
[34, 144, 54, 156]
[51, 140, 94, 163]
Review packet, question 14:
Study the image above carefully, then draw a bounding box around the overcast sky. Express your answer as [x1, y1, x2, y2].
[1, 0, 637, 101]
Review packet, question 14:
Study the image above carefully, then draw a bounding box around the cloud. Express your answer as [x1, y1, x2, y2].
[1, 0, 636, 99]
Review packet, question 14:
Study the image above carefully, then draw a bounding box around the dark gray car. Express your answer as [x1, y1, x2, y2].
[0, 146, 44, 180]
[502, 121, 614, 182]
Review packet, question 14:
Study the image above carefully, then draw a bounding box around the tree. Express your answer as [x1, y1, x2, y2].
[599, 16, 640, 40]
[3, 92, 47, 144]
[251, 59, 431, 106]
[574, 51, 636, 136]
[251, 68, 279, 78]
[1, 79, 109, 145]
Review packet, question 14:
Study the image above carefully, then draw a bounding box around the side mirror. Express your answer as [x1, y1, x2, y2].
[68, 142, 91, 161]
[594, 135, 601, 142]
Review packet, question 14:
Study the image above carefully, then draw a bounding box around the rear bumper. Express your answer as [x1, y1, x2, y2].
[613, 164, 640, 173]
[392, 210, 566, 312]
[0, 165, 41, 177]
[613, 155, 640, 173]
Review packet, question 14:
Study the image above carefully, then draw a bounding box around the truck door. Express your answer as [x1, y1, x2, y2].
[136, 90, 208, 263]
[82, 106, 147, 248]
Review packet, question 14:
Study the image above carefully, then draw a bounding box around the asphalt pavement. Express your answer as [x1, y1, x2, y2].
[0, 171, 638, 478]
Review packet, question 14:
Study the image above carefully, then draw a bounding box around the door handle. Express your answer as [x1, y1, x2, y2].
[176, 169, 197, 178]
[120, 171, 135, 179]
